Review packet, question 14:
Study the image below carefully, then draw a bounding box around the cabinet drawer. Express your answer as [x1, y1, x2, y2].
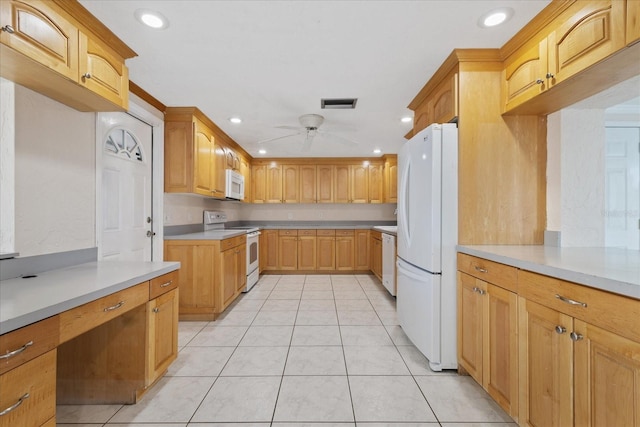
[335, 229, 355, 236]
[149, 270, 179, 300]
[220, 235, 246, 251]
[0, 349, 56, 427]
[0, 315, 59, 376]
[519, 270, 640, 342]
[298, 229, 316, 236]
[279, 229, 298, 236]
[317, 229, 335, 236]
[370, 230, 382, 240]
[59, 282, 149, 343]
[457, 253, 517, 292]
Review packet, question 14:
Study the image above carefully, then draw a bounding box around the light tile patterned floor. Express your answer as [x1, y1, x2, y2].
[57, 274, 516, 427]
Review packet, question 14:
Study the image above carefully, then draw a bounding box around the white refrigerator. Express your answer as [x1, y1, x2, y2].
[396, 123, 458, 371]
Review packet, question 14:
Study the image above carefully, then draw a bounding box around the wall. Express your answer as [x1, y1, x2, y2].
[15, 85, 96, 256]
[163, 193, 396, 225]
[0, 78, 15, 254]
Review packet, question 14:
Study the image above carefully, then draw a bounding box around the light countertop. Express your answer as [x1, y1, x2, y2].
[457, 245, 640, 300]
[0, 261, 179, 334]
[373, 226, 397, 235]
[164, 229, 248, 240]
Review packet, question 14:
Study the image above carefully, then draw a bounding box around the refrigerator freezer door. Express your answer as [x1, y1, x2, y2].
[397, 124, 442, 273]
[396, 258, 442, 370]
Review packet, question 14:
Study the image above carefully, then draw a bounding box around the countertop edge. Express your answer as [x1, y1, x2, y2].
[457, 245, 639, 300]
[0, 262, 180, 335]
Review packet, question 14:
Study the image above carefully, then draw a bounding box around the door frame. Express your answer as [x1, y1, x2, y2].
[95, 99, 165, 261]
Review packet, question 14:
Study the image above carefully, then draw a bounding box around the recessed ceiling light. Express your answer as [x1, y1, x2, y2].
[134, 9, 169, 29]
[400, 116, 412, 123]
[229, 117, 242, 124]
[258, 149, 266, 155]
[478, 7, 514, 28]
[373, 149, 382, 154]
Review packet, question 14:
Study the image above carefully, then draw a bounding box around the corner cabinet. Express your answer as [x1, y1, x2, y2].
[0, 0, 135, 111]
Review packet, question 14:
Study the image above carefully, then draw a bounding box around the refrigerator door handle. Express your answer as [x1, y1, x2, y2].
[397, 259, 428, 281]
[398, 157, 411, 244]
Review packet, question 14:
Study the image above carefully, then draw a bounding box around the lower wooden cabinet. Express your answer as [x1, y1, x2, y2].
[335, 230, 355, 270]
[317, 230, 336, 270]
[298, 230, 317, 270]
[146, 288, 178, 387]
[354, 230, 370, 270]
[260, 229, 279, 271]
[278, 230, 298, 270]
[370, 231, 382, 280]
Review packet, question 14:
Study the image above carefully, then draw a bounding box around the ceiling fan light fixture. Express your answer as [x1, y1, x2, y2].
[321, 98, 358, 109]
[299, 114, 324, 129]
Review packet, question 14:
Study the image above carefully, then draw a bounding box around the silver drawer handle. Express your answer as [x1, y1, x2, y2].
[474, 266, 488, 273]
[160, 281, 172, 288]
[555, 294, 587, 308]
[0, 341, 33, 360]
[0, 393, 29, 416]
[103, 301, 125, 312]
[152, 307, 160, 313]
[472, 287, 486, 295]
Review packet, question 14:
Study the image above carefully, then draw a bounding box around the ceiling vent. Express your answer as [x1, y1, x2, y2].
[321, 98, 358, 109]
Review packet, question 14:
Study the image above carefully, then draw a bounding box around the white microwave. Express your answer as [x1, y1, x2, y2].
[225, 169, 244, 200]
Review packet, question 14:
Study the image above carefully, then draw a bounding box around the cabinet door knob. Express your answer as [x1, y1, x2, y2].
[555, 325, 566, 334]
[82, 73, 92, 80]
[152, 307, 160, 313]
[1, 25, 15, 34]
[546, 73, 555, 79]
[536, 78, 544, 85]
[570, 332, 584, 342]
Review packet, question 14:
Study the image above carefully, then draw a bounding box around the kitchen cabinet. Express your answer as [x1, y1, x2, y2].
[224, 147, 240, 171]
[335, 230, 355, 270]
[370, 230, 382, 280]
[518, 269, 640, 427]
[260, 229, 279, 271]
[368, 164, 384, 204]
[456, 253, 519, 420]
[335, 164, 368, 203]
[278, 230, 298, 270]
[282, 164, 300, 203]
[299, 165, 317, 203]
[628, 0, 640, 45]
[409, 49, 546, 245]
[266, 163, 283, 203]
[240, 157, 252, 202]
[252, 164, 267, 203]
[0, 0, 135, 112]
[413, 69, 458, 129]
[316, 165, 335, 203]
[316, 229, 336, 270]
[164, 236, 246, 320]
[164, 108, 225, 198]
[503, 0, 627, 114]
[383, 155, 398, 203]
[297, 230, 317, 270]
[354, 229, 370, 270]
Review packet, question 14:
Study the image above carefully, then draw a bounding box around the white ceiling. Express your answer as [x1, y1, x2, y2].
[79, 0, 551, 158]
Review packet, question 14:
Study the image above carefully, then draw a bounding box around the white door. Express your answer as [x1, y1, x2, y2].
[605, 127, 640, 250]
[98, 113, 153, 261]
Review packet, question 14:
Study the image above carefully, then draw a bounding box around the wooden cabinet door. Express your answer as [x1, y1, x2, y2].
[236, 243, 246, 293]
[351, 164, 369, 203]
[628, 0, 640, 45]
[240, 157, 251, 202]
[282, 164, 299, 203]
[334, 165, 351, 203]
[266, 163, 283, 203]
[297, 235, 317, 270]
[261, 230, 279, 270]
[573, 319, 640, 427]
[164, 243, 215, 312]
[335, 235, 355, 270]
[278, 234, 298, 270]
[547, 0, 625, 87]
[252, 164, 267, 203]
[0, 0, 79, 81]
[485, 283, 518, 419]
[457, 272, 485, 384]
[299, 164, 317, 203]
[316, 235, 336, 270]
[370, 235, 382, 279]
[518, 297, 574, 427]
[211, 140, 226, 198]
[146, 288, 178, 386]
[316, 165, 334, 203]
[221, 247, 238, 309]
[368, 164, 384, 204]
[432, 71, 458, 124]
[354, 230, 369, 270]
[412, 99, 434, 134]
[384, 159, 397, 203]
[503, 39, 548, 112]
[78, 32, 128, 109]
[193, 118, 214, 196]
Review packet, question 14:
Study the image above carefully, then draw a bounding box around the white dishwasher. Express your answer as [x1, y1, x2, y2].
[382, 233, 396, 296]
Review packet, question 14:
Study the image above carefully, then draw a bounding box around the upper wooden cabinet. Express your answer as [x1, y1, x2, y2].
[299, 165, 317, 203]
[502, 0, 636, 115]
[412, 68, 458, 133]
[335, 163, 369, 203]
[383, 155, 398, 203]
[628, 0, 640, 45]
[240, 156, 251, 203]
[0, 0, 135, 111]
[282, 164, 300, 203]
[368, 163, 384, 204]
[317, 165, 335, 203]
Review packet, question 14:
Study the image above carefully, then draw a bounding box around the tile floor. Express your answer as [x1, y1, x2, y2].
[57, 274, 516, 427]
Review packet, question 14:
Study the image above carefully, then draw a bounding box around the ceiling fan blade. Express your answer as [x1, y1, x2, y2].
[275, 125, 302, 131]
[256, 132, 302, 144]
[319, 130, 359, 146]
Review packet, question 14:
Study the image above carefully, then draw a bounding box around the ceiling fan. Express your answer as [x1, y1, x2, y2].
[257, 114, 358, 151]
